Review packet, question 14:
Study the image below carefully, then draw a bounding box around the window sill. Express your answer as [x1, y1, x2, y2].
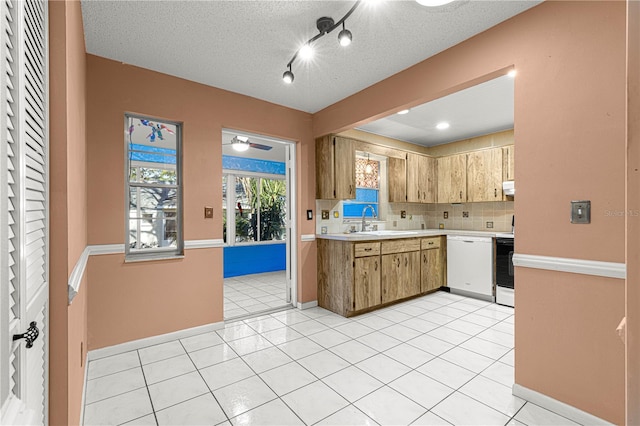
[124, 254, 185, 263]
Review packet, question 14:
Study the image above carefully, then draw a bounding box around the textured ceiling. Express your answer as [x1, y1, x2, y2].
[357, 74, 514, 146]
[81, 0, 540, 114]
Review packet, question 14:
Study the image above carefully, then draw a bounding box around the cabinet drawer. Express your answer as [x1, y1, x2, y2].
[354, 242, 381, 257]
[381, 239, 420, 254]
[421, 237, 441, 250]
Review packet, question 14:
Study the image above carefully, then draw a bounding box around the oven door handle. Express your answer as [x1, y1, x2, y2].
[509, 251, 514, 276]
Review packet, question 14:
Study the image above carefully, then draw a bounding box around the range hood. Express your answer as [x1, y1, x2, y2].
[503, 181, 515, 196]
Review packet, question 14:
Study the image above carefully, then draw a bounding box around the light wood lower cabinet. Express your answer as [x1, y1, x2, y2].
[381, 251, 420, 303]
[420, 236, 446, 293]
[318, 237, 444, 317]
[354, 256, 381, 310]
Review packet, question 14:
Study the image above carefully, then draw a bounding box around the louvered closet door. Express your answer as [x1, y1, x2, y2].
[0, 0, 48, 424]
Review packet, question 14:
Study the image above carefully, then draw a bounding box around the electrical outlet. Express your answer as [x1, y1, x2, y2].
[486, 221, 494, 228]
[462, 211, 469, 218]
[321, 210, 330, 220]
[443, 211, 449, 219]
[321, 226, 328, 234]
[393, 220, 398, 227]
[421, 223, 425, 230]
[401, 210, 407, 219]
[439, 223, 445, 229]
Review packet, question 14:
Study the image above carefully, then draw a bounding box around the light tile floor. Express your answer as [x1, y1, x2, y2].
[83, 291, 582, 426]
[224, 271, 289, 319]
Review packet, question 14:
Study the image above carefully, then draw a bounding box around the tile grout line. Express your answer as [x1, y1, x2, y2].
[177, 339, 233, 424]
[135, 350, 160, 426]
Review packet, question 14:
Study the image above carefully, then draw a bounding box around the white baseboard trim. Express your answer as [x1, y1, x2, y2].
[297, 300, 318, 310]
[513, 253, 626, 280]
[512, 384, 613, 426]
[68, 246, 91, 304]
[301, 234, 316, 242]
[87, 320, 225, 361]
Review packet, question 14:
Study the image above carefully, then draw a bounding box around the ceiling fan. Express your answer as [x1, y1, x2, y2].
[224, 136, 272, 152]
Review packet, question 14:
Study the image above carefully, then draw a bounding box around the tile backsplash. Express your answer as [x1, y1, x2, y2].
[316, 200, 514, 234]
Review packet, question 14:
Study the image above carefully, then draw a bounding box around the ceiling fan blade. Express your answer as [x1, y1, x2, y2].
[249, 143, 273, 151]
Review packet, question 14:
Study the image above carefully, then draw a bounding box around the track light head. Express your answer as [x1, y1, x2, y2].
[299, 43, 314, 60]
[283, 67, 294, 84]
[338, 23, 352, 47]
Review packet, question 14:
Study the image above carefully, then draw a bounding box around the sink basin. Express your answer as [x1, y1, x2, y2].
[358, 230, 418, 236]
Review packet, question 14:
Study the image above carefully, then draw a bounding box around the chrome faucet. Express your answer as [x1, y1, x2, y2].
[361, 205, 377, 232]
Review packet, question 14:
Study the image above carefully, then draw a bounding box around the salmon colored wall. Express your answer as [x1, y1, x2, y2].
[626, 1, 640, 423]
[49, 1, 88, 425]
[312, 2, 626, 423]
[515, 268, 625, 422]
[85, 55, 316, 349]
[87, 251, 221, 348]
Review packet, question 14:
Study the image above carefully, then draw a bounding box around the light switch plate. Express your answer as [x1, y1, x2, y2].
[204, 207, 214, 219]
[571, 200, 591, 224]
[401, 210, 407, 219]
[321, 210, 330, 220]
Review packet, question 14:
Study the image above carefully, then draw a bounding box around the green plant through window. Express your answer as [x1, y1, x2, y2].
[223, 174, 286, 243]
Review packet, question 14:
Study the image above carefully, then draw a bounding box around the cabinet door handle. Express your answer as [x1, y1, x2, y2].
[429, 241, 434, 245]
[423, 191, 426, 200]
[349, 185, 353, 195]
[494, 188, 498, 197]
[405, 257, 408, 267]
[459, 191, 463, 199]
[364, 248, 372, 251]
[423, 254, 427, 262]
[418, 190, 421, 200]
[375, 261, 378, 271]
[396, 258, 400, 267]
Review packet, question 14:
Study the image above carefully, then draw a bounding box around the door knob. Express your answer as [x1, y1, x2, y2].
[13, 321, 39, 349]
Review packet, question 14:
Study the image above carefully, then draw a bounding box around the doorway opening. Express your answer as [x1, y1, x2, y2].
[221, 130, 296, 320]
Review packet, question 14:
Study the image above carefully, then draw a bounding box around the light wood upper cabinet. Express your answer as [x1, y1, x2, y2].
[503, 145, 515, 181]
[437, 153, 467, 203]
[315, 136, 355, 200]
[388, 156, 407, 203]
[335, 137, 356, 199]
[467, 148, 503, 202]
[407, 153, 437, 203]
[315, 135, 334, 199]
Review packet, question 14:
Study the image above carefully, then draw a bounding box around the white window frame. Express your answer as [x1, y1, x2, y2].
[124, 114, 183, 260]
[223, 171, 287, 246]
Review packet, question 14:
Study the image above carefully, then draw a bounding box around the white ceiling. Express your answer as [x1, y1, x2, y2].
[357, 74, 514, 146]
[81, 0, 540, 114]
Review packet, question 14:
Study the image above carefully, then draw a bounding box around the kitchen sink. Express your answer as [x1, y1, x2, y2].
[358, 230, 418, 236]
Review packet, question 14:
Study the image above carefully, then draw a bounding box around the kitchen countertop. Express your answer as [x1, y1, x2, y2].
[316, 229, 514, 241]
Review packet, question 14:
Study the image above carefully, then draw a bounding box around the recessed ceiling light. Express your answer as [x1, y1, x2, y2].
[416, 0, 455, 7]
[507, 69, 517, 78]
[397, 109, 410, 115]
[436, 122, 450, 130]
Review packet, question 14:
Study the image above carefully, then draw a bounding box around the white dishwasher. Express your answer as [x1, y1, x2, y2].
[446, 235, 494, 301]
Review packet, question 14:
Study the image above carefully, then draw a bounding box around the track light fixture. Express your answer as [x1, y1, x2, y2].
[282, 0, 361, 84]
[283, 65, 294, 84]
[338, 22, 352, 47]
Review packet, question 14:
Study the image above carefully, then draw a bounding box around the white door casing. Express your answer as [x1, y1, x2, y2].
[0, 0, 48, 425]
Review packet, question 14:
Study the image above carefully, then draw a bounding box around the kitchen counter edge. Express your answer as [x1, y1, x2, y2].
[316, 230, 514, 241]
